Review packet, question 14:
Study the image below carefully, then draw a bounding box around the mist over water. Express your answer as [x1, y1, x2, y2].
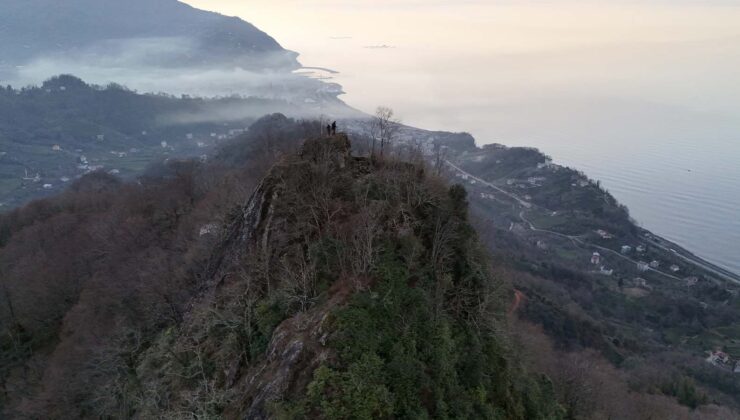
[188, 0, 740, 273]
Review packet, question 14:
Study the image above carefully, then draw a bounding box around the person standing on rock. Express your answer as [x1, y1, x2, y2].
[331, 121, 337, 135]
[326, 124, 332, 136]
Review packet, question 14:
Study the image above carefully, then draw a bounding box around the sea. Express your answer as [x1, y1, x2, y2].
[199, 2, 740, 274]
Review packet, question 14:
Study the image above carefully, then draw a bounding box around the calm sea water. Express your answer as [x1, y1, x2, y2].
[192, 1, 740, 273]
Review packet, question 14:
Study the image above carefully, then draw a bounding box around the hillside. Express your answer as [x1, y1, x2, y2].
[0, 122, 562, 418]
[0, 0, 297, 70]
[0, 76, 312, 208]
[1, 115, 738, 419]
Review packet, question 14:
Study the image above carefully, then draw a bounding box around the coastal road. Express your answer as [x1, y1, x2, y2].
[645, 237, 740, 284]
[445, 160, 702, 283]
[518, 210, 681, 281]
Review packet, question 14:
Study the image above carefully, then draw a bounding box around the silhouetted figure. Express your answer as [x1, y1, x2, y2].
[326, 124, 332, 136]
[331, 121, 337, 135]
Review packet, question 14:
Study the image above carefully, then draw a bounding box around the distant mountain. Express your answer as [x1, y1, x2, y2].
[0, 0, 298, 71]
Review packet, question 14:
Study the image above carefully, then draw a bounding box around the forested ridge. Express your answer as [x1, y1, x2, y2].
[1, 115, 737, 419]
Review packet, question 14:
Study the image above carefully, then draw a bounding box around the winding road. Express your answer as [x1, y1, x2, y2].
[445, 160, 738, 284]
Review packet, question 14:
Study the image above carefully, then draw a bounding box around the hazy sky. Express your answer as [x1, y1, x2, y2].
[185, 1, 740, 273]
[186, 0, 740, 124]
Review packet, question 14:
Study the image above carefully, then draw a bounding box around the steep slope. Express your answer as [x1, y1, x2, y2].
[0, 128, 563, 418]
[0, 0, 297, 70]
[4, 114, 737, 418]
[127, 135, 562, 418]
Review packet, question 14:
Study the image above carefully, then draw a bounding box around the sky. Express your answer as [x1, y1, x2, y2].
[184, 0, 740, 273]
[185, 0, 740, 127]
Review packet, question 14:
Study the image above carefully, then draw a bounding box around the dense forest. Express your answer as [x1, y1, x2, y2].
[1, 115, 737, 419]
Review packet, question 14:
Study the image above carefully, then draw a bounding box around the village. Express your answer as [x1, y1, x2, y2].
[1, 126, 252, 207]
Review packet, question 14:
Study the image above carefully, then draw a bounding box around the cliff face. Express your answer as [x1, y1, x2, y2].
[127, 134, 561, 419]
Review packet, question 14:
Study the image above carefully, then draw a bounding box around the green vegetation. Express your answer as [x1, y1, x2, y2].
[284, 243, 562, 419]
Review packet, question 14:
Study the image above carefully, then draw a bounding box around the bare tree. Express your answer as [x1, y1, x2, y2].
[433, 144, 448, 176]
[370, 106, 400, 158]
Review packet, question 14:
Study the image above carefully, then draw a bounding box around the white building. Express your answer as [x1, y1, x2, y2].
[706, 350, 731, 367]
[596, 229, 613, 239]
[591, 252, 601, 265]
[650, 260, 661, 269]
[52, 144, 61, 151]
[621, 245, 632, 254]
[43, 184, 53, 189]
[637, 261, 650, 272]
[199, 223, 219, 237]
[670, 264, 680, 273]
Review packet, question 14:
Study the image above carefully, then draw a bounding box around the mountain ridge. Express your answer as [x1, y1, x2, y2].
[0, 0, 298, 70]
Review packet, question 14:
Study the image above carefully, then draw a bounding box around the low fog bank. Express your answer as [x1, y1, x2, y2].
[2, 38, 332, 99]
[0, 37, 364, 125]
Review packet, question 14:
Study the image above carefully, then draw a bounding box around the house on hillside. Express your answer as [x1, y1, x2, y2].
[685, 277, 699, 287]
[199, 223, 219, 237]
[650, 260, 661, 269]
[591, 252, 602, 265]
[670, 264, 680, 273]
[596, 229, 613, 239]
[636, 245, 647, 253]
[621, 245, 632, 254]
[634, 278, 649, 288]
[637, 261, 650, 272]
[52, 144, 61, 151]
[706, 350, 731, 368]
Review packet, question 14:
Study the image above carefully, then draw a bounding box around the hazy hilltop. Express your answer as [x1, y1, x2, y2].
[0, 0, 298, 70]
